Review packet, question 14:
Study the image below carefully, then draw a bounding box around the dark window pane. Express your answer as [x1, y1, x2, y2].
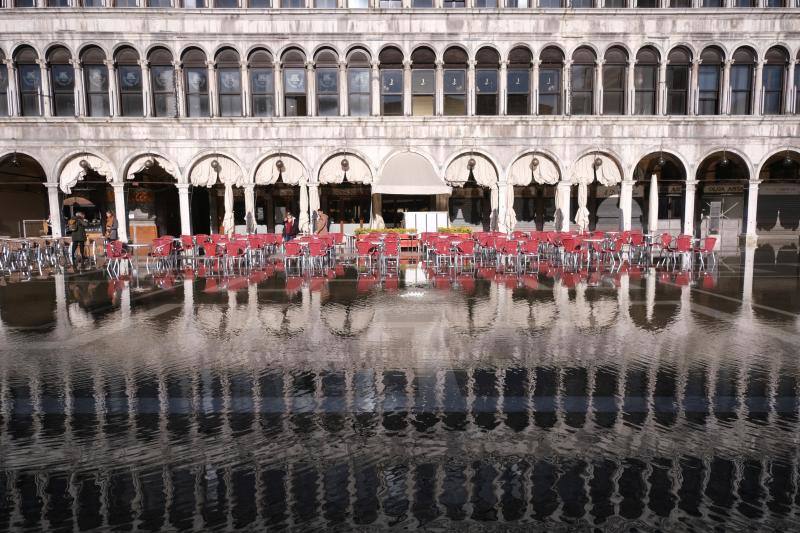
[285, 95, 306, 116]
[443, 94, 465, 115]
[84, 65, 109, 117]
[348, 68, 369, 116]
[634, 92, 655, 115]
[284, 68, 306, 94]
[539, 0, 562, 5]
[637, 0, 658, 5]
[381, 94, 402, 116]
[349, 94, 369, 116]
[120, 94, 143, 116]
[148, 0, 172, 5]
[603, 65, 625, 90]
[571, 65, 593, 91]
[381, 70, 402, 94]
[318, 94, 338, 116]
[444, 69, 466, 94]
[603, 92, 624, 114]
[702, 0, 722, 5]
[572, 0, 592, 6]
[118, 65, 143, 117]
[412, 0, 433, 5]
[605, 0, 625, 5]
[316, 68, 338, 94]
[412, 70, 434, 95]
[281, 0, 304, 6]
[476, 69, 497, 94]
[252, 95, 274, 117]
[315, 0, 337, 5]
[571, 93, 593, 115]
[18, 64, 41, 116]
[476, 94, 497, 115]
[0, 66, 8, 116]
[670, 0, 690, 5]
[250, 68, 273, 95]
[507, 94, 529, 115]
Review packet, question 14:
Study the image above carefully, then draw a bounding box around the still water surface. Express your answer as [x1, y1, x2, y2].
[1, 244, 800, 531]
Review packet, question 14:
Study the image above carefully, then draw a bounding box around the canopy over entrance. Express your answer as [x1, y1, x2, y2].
[374, 152, 450, 195]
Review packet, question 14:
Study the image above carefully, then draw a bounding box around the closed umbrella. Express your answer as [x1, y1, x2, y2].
[648, 173, 659, 235]
[222, 184, 235, 236]
[298, 182, 310, 233]
[554, 184, 563, 231]
[575, 181, 590, 232]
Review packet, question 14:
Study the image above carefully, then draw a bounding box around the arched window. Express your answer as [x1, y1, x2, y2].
[666, 46, 691, 115]
[572, 0, 592, 7]
[475, 0, 497, 6]
[605, 0, 624, 6]
[47, 46, 75, 117]
[702, 0, 722, 5]
[443, 46, 467, 116]
[116, 0, 138, 6]
[148, 47, 176, 117]
[248, 0, 270, 6]
[248, 49, 274, 117]
[0, 51, 8, 117]
[215, 0, 237, 6]
[379, 46, 403, 116]
[763, 46, 788, 115]
[603, 46, 627, 115]
[115, 47, 142, 117]
[733, 0, 755, 6]
[315, 48, 339, 117]
[47, 0, 70, 6]
[14, 46, 41, 117]
[183, 0, 206, 6]
[634, 46, 659, 115]
[412, 0, 433, 6]
[475, 47, 500, 116]
[539, 46, 563, 115]
[411, 47, 435, 116]
[669, 0, 690, 6]
[315, 0, 336, 7]
[347, 49, 370, 116]
[571, 47, 596, 115]
[539, 0, 562, 7]
[796, 51, 800, 115]
[281, 0, 303, 6]
[148, 0, 172, 6]
[216, 48, 242, 117]
[282, 48, 307, 117]
[81, 46, 109, 117]
[638, 0, 658, 6]
[765, 0, 785, 5]
[182, 48, 209, 117]
[730, 47, 755, 115]
[507, 46, 531, 115]
[14, 0, 36, 5]
[698, 46, 723, 115]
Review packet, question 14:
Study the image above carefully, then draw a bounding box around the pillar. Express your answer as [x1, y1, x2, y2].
[595, 59, 604, 115]
[742, 243, 754, 305]
[620, 180, 634, 231]
[338, 60, 347, 116]
[240, 61, 250, 117]
[5, 60, 18, 116]
[106, 60, 119, 117]
[244, 184, 255, 231]
[557, 181, 571, 232]
[274, 62, 283, 117]
[177, 183, 191, 235]
[174, 62, 186, 118]
[564, 60, 572, 115]
[683, 180, 698, 236]
[72, 60, 85, 117]
[498, 60, 508, 115]
[207, 61, 217, 117]
[658, 60, 668, 115]
[306, 61, 316, 117]
[46, 183, 62, 238]
[112, 184, 129, 243]
[745, 180, 760, 245]
[402, 60, 411, 116]
[626, 59, 636, 115]
[690, 58, 701, 115]
[497, 182, 511, 232]
[752, 59, 764, 116]
[721, 59, 732, 115]
[370, 60, 380, 116]
[434, 60, 443, 116]
[37, 59, 51, 117]
[531, 59, 539, 115]
[140, 59, 152, 117]
[785, 60, 795, 114]
[467, 59, 475, 116]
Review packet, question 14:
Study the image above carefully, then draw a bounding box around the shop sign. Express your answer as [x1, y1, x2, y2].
[704, 183, 743, 194]
[759, 183, 800, 195]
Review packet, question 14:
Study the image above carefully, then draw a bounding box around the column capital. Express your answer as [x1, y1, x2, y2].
[434, 59, 444, 68]
[70, 59, 82, 69]
[105, 60, 115, 69]
[112, 182, 126, 191]
[176, 182, 191, 190]
[467, 59, 476, 69]
[138, 59, 149, 68]
[36, 59, 49, 69]
[693, 58, 703, 66]
[44, 182, 61, 190]
[243, 183, 256, 191]
[748, 179, 762, 187]
[402, 60, 412, 69]
[338, 60, 347, 70]
[499, 60, 508, 69]
[370, 60, 380, 69]
[206, 60, 215, 69]
[685, 179, 699, 188]
[305, 61, 315, 70]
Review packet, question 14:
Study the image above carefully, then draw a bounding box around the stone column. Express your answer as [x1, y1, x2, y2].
[106, 60, 119, 117]
[72, 60, 85, 117]
[742, 243, 754, 304]
[273, 61, 283, 117]
[626, 59, 636, 115]
[620, 180, 634, 231]
[177, 183, 192, 235]
[338, 60, 348, 116]
[564, 60, 572, 115]
[402, 60, 412, 116]
[175, 62, 186, 118]
[306, 61, 316, 117]
[498, 60, 508, 116]
[690, 58, 701, 115]
[244, 184, 255, 228]
[434, 59, 443, 116]
[721, 59, 732, 115]
[744, 180, 760, 245]
[140, 59, 152, 117]
[240, 61, 250, 117]
[112, 184, 129, 243]
[658, 59, 668, 115]
[785, 60, 795, 115]
[557, 181, 571, 232]
[531, 59, 539, 115]
[467, 59, 475, 116]
[46, 183, 62, 238]
[207, 61, 217, 117]
[683, 180, 698, 236]
[752, 59, 764, 116]
[370, 60, 380, 116]
[37, 59, 51, 117]
[5, 60, 18, 117]
[595, 59, 604, 115]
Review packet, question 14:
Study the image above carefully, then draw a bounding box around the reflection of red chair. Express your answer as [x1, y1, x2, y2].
[434, 274, 450, 289]
[383, 276, 399, 291]
[457, 274, 475, 293]
[307, 241, 328, 271]
[454, 240, 476, 270]
[381, 241, 400, 272]
[675, 272, 691, 286]
[226, 277, 248, 291]
[521, 274, 538, 290]
[285, 276, 303, 294]
[561, 272, 579, 288]
[357, 275, 378, 293]
[248, 270, 268, 285]
[701, 272, 716, 289]
[204, 278, 220, 293]
[309, 276, 326, 292]
[105, 241, 131, 276]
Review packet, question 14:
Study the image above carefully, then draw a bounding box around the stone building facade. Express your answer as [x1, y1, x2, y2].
[0, 5, 799, 243]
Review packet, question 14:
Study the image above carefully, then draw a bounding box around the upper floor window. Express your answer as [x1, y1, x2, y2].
[379, 46, 403, 116]
[539, 46, 563, 115]
[47, 46, 75, 117]
[215, 0, 238, 6]
[347, 49, 370, 117]
[571, 47, 595, 115]
[762, 46, 788, 115]
[14, 46, 41, 117]
[539, 0, 563, 6]
[733, 0, 756, 5]
[698, 46, 723, 115]
[183, 0, 206, 7]
[116, 0, 139, 7]
[475, 0, 498, 6]
[605, 0, 625, 6]
[0, 52, 9, 117]
[444, 0, 466, 6]
[475, 47, 500, 116]
[216, 48, 242, 117]
[47, 0, 71, 6]
[14, 0, 37, 6]
[730, 47, 755, 115]
[315, 48, 339, 117]
[148, 0, 173, 6]
[182, 47, 209, 117]
[149, 47, 177, 117]
[248, 49, 274, 117]
[666, 46, 691, 115]
[507, 46, 532, 115]
[634, 46, 659, 115]
[248, 0, 271, 6]
[412, 0, 434, 6]
[282, 48, 307, 117]
[637, 0, 658, 6]
[115, 46, 143, 117]
[348, 0, 369, 6]
[81, 46, 109, 117]
[702, 0, 723, 5]
[506, 0, 530, 6]
[379, 0, 402, 6]
[572, 0, 593, 7]
[795, 52, 800, 115]
[670, 0, 691, 6]
[765, 0, 785, 5]
[602, 46, 627, 115]
[315, 0, 337, 7]
[443, 47, 467, 116]
[411, 47, 435, 116]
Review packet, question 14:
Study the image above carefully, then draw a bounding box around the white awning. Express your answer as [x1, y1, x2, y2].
[373, 152, 451, 195]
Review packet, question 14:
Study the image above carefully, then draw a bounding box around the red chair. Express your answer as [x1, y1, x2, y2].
[200, 242, 224, 271]
[560, 237, 583, 268]
[357, 274, 378, 293]
[285, 276, 303, 295]
[497, 239, 520, 271]
[694, 236, 717, 269]
[519, 239, 540, 271]
[664, 234, 693, 268]
[224, 241, 248, 273]
[105, 241, 131, 276]
[307, 241, 328, 271]
[146, 238, 175, 271]
[355, 241, 377, 270]
[380, 241, 400, 272]
[453, 240, 476, 270]
[283, 241, 304, 271]
[432, 240, 453, 271]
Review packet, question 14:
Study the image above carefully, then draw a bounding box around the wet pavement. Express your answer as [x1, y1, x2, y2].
[1, 242, 800, 531]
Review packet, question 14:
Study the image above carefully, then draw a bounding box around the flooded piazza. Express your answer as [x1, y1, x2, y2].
[1, 243, 800, 531]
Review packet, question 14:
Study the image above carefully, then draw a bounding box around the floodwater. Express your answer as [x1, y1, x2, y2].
[1, 242, 800, 531]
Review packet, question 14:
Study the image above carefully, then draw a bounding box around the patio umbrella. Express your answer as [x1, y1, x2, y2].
[63, 196, 95, 207]
[554, 184, 563, 231]
[648, 173, 659, 234]
[222, 183, 235, 236]
[575, 181, 590, 232]
[298, 182, 310, 233]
